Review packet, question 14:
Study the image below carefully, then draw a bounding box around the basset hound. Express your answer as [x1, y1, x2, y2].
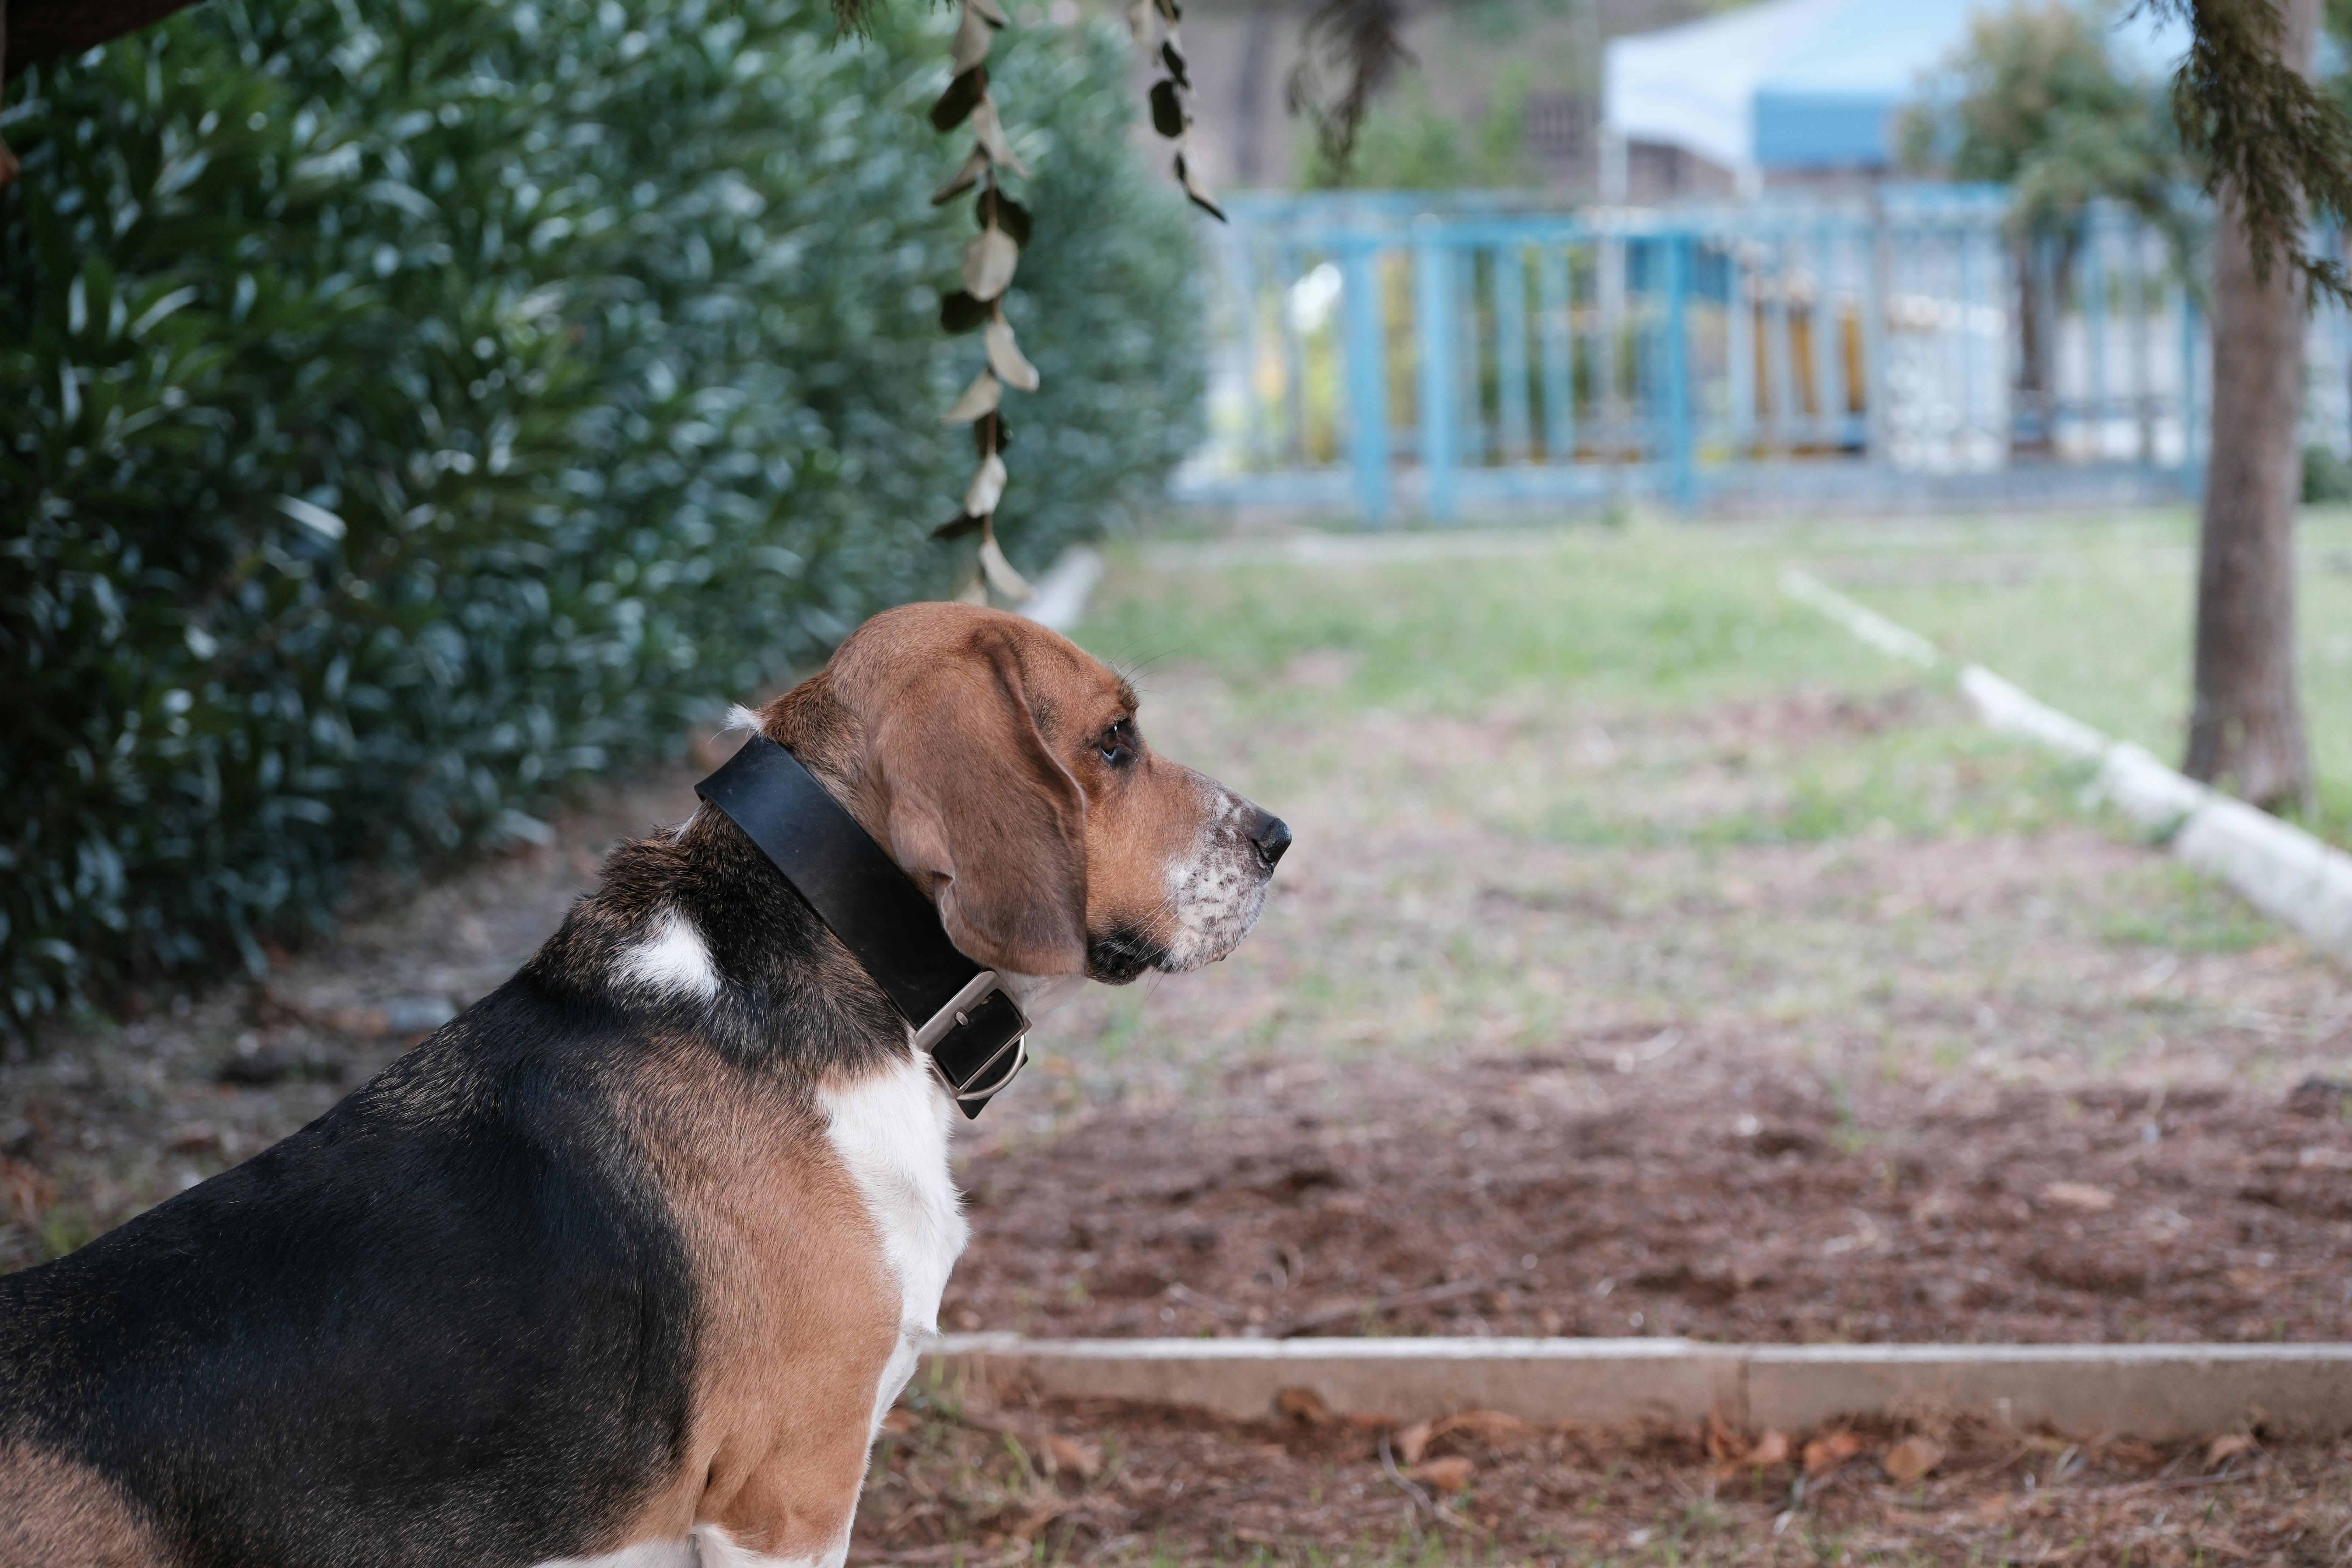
[0, 602, 1290, 1568]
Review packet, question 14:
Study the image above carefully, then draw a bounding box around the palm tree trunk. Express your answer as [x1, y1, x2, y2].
[2186, 0, 2317, 812]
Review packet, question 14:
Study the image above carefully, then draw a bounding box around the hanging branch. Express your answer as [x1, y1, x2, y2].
[1129, 0, 1224, 219]
[2136, 0, 2352, 306]
[928, 0, 1040, 603]
[1285, 0, 1412, 171]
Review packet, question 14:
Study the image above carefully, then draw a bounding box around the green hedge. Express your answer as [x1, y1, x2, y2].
[0, 0, 1202, 1027]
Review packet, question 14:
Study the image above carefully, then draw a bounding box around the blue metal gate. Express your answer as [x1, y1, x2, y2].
[1173, 187, 2350, 521]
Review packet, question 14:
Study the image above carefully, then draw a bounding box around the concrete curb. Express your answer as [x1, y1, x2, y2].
[1781, 569, 2352, 963]
[923, 1336, 2352, 1440]
[1017, 545, 1104, 634]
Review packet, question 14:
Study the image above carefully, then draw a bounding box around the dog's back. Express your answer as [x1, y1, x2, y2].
[0, 976, 698, 1568]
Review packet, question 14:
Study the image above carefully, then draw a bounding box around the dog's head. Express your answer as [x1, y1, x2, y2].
[773, 602, 1289, 984]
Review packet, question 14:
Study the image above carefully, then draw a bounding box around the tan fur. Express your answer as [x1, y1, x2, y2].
[604, 1044, 901, 1559]
[0, 1442, 166, 1568]
[780, 604, 1222, 976]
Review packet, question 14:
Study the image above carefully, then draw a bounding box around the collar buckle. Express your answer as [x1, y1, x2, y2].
[915, 969, 1031, 1119]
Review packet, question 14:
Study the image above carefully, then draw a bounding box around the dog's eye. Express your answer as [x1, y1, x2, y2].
[1099, 720, 1135, 765]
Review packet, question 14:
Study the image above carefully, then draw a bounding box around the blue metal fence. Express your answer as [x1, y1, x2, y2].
[1175, 187, 2352, 520]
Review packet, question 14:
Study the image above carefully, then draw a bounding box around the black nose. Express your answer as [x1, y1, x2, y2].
[1248, 812, 1292, 870]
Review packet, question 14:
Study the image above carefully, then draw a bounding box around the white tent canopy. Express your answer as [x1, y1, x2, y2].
[1601, 0, 2193, 197]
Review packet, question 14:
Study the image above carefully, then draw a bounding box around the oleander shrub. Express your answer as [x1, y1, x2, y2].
[0, 0, 1201, 1027]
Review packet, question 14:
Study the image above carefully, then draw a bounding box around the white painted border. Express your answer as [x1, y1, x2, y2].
[1781, 568, 2352, 962]
[924, 1335, 2352, 1439]
[1015, 546, 1104, 634]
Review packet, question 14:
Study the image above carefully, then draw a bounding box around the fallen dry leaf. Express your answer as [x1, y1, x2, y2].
[1274, 1386, 1335, 1426]
[879, 1408, 920, 1436]
[2206, 1433, 2258, 1468]
[1882, 1434, 1945, 1485]
[1407, 1456, 1475, 1493]
[1043, 1433, 1101, 1479]
[1436, 1409, 1532, 1443]
[1748, 1429, 1791, 1468]
[1704, 1407, 1746, 1463]
[2042, 1181, 2116, 1213]
[1392, 1419, 1434, 1466]
[1802, 1430, 1866, 1478]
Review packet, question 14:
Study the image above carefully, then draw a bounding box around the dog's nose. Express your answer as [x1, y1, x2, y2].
[1248, 811, 1292, 869]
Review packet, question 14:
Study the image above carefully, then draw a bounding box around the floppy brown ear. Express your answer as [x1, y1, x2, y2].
[870, 634, 1089, 976]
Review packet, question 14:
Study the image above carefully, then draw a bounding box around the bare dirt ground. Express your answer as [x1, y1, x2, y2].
[849, 1391, 2352, 1566]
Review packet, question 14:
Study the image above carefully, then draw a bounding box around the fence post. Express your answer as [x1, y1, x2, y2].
[1414, 228, 1458, 522]
[1664, 233, 1696, 512]
[1341, 242, 1391, 526]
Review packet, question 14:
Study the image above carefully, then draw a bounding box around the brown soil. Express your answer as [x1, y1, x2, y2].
[851, 1391, 2352, 1566]
[940, 1045, 2352, 1344]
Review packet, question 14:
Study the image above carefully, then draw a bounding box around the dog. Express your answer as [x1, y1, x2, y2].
[0, 602, 1291, 1568]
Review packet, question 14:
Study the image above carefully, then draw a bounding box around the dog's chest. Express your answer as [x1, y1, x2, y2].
[814, 1053, 968, 1431]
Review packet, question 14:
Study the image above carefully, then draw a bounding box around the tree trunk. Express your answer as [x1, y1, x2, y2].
[2186, 0, 2317, 812]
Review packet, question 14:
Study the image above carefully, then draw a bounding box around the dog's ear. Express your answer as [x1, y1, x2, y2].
[871, 632, 1088, 976]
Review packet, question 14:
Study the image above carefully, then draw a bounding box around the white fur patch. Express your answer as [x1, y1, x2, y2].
[816, 1051, 968, 1443]
[531, 1527, 829, 1568]
[1158, 785, 1272, 971]
[620, 909, 721, 1002]
[720, 704, 766, 736]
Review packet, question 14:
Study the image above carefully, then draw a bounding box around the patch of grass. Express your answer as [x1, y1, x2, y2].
[2101, 863, 2278, 953]
[1080, 527, 1899, 722]
[1826, 507, 2352, 846]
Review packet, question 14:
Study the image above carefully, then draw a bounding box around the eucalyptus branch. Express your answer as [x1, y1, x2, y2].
[928, 0, 1038, 603]
[1130, 0, 1225, 219]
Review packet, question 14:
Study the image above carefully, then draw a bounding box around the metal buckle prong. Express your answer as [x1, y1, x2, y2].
[912, 969, 1008, 1054]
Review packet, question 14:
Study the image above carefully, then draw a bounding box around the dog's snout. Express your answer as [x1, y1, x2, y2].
[1247, 810, 1293, 870]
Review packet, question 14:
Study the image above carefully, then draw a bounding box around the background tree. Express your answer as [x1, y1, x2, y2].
[1898, 2, 2193, 451]
[2151, 0, 2346, 812]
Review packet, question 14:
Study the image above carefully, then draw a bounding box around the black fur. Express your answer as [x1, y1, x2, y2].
[0, 810, 907, 1568]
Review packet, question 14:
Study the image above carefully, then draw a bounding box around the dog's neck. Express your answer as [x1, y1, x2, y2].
[525, 698, 912, 1082]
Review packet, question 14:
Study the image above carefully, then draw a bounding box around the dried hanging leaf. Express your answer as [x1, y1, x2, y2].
[1174, 151, 1226, 221]
[968, 0, 1009, 25]
[1125, 0, 1152, 44]
[963, 451, 1008, 516]
[951, 2, 995, 74]
[940, 290, 991, 334]
[930, 67, 987, 132]
[1161, 40, 1191, 89]
[941, 367, 1003, 422]
[933, 512, 985, 540]
[961, 224, 1020, 301]
[984, 316, 1039, 391]
[955, 572, 991, 606]
[978, 531, 1034, 600]
[968, 99, 1029, 176]
[978, 191, 1033, 247]
[1149, 79, 1186, 138]
[1153, 0, 1180, 21]
[932, 147, 990, 205]
[1881, 1435, 1944, 1486]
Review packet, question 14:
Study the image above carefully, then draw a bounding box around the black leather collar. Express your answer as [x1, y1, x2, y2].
[695, 734, 1029, 1118]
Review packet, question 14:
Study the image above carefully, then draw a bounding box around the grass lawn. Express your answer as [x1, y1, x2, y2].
[1798, 505, 2352, 847]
